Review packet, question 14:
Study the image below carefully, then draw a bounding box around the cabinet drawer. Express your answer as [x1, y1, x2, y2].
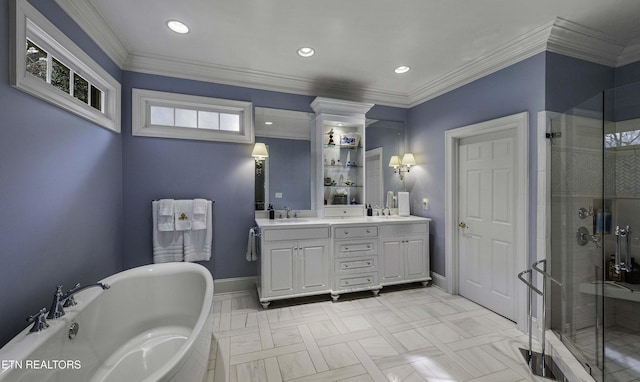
[263, 227, 329, 242]
[335, 273, 378, 290]
[334, 240, 377, 257]
[324, 206, 364, 217]
[379, 223, 427, 237]
[334, 226, 378, 239]
[335, 256, 377, 274]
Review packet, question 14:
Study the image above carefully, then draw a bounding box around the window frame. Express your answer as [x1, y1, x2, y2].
[10, 0, 121, 133]
[132, 88, 254, 144]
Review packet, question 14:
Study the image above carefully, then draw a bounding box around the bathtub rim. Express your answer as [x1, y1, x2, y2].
[0, 262, 214, 382]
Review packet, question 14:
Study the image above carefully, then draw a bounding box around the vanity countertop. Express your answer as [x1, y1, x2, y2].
[255, 215, 431, 228]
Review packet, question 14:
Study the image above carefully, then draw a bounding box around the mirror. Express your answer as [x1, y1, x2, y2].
[365, 120, 405, 208]
[254, 107, 405, 211]
[254, 107, 314, 211]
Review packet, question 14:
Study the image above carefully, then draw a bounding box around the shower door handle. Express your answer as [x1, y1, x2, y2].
[614, 225, 632, 273]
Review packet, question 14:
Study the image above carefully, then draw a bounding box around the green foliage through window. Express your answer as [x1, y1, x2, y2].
[26, 40, 47, 81]
[51, 58, 70, 93]
[25, 39, 102, 112]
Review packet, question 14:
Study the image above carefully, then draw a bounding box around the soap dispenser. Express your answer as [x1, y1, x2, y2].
[268, 204, 275, 220]
[367, 204, 373, 216]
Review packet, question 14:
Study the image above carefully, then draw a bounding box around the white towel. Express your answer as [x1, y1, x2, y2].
[158, 199, 175, 231]
[192, 198, 208, 230]
[246, 227, 257, 261]
[184, 200, 213, 262]
[398, 191, 410, 217]
[174, 200, 193, 231]
[152, 201, 184, 263]
[386, 191, 395, 209]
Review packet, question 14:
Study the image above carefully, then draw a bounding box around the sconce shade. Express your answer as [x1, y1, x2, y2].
[401, 153, 416, 167]
[251, 143, 269, 160]
[388, 155, 401, 168]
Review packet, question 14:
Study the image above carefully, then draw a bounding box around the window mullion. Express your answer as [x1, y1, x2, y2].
[46, 53, 52, 84]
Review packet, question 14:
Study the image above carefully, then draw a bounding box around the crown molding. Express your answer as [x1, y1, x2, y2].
[546, 18, 627, 67]
[55, 0, 128, 66]
[407, 20, 554, 107]
[618, 39, 640, 67]
[123, 52, 410, 107]
[55, 1, 639, 109]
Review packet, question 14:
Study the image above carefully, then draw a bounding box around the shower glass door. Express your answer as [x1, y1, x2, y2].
[549, 92, 605, 381]
[550, 82, 640, 382]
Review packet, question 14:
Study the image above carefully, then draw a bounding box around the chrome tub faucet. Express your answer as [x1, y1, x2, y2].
[47, 282, 110, 320]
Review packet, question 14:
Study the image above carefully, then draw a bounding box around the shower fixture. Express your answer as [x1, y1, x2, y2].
[576, 226, 601, 248]
[578, 206, 593, 219]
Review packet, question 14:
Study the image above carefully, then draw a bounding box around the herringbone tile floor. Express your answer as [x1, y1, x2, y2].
[206, 285, 548, 382]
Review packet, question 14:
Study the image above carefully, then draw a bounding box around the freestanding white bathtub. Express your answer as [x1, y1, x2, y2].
[0, 262, 213, 382]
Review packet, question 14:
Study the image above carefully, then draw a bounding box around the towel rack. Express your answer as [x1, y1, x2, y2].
[517, 259, 564, 380]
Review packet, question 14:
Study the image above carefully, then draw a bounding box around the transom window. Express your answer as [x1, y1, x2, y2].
[26, 39, 104, 112]
[10, 0, 121, 132]
[132, 89, 254, 144]
[149, 105, 240, 132]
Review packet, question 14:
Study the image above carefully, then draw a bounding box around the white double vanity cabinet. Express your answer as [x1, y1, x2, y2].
[255, 217, 431, 308]
[255, 97, 431, 308]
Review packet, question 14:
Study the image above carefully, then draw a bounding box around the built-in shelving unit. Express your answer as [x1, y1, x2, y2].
[311, 97, 373, 217]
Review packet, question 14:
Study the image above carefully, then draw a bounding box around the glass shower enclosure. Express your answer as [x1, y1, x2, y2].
[549, 82, 640, 381]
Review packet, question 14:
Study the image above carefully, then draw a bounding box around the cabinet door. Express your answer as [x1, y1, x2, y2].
[263, 242, 296, 297]
[404, 236, 428, 280]
[298, 239, 330, 293]
[380, 238, 404, 283]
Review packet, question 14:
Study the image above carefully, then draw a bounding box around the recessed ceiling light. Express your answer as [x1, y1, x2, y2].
[167, 20, 189, 34]
[394, 65, 410, 74]
[297, 47, 315, 58]
[265, 121, 273, 125]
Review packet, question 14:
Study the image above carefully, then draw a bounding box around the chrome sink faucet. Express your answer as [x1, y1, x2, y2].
[47, 282, 110, 320]
[285, 206, 291, 218]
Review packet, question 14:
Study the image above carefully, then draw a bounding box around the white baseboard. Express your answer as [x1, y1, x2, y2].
[430, 272, 447, 291]
[214, 276, 256, 294]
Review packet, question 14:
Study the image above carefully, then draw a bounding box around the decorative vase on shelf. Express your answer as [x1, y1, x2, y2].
[327, 128, 335, 145]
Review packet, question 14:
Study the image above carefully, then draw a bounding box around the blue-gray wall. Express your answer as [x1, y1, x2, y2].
[545, 52, 615, 113]
[259, 137, 311, 210]
[406, 52, 546, 275]
[616, 60, 640, 88]
[121, 72, 313, 278]
[0, 0, 123, 347]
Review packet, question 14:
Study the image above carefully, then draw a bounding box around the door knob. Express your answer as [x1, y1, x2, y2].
[458, 222, 468, 229]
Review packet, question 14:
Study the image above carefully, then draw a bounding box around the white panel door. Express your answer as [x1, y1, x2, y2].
[458, 129, 516, 320]
[366, 148, 383, 207]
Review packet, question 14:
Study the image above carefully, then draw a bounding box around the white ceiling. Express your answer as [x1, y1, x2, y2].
[57, 0, 640, 107]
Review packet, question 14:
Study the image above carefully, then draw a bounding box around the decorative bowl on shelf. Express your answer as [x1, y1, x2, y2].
[344, 180, 355, 186]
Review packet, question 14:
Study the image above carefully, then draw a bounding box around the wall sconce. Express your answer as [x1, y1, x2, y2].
[389, 153, 416, 180]
[251, 142, 268, 175]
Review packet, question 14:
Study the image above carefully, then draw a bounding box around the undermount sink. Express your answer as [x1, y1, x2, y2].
[273, 218, 311, 223]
